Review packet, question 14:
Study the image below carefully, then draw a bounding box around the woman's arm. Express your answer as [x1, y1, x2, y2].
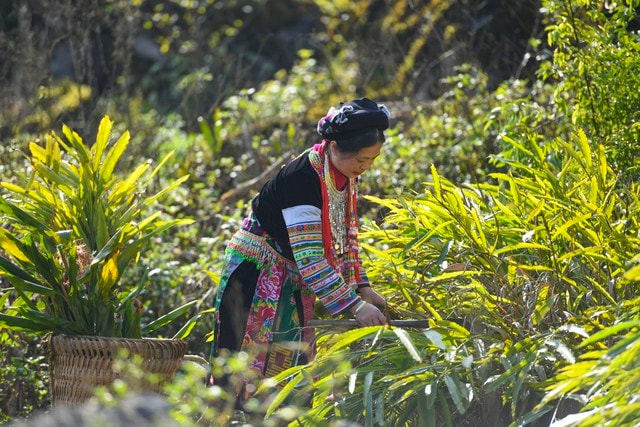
[283, 205, 359, 314]
[283, 205, 386, 325]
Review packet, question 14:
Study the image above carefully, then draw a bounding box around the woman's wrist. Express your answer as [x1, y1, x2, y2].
[352, 299, 367, 315]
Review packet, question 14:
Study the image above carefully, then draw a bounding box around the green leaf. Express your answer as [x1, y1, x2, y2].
[0, 313, 52, 332]
[578, 321, 640, 348]
[172, 313, 201, 340]
[418, 387, 436, 427]
[93, 115, 113, 171]
[101, 130, 130, 183]
[431, 164, 442, 200]
[142, 300, 199, 334]
[0, 256, 53, 295]
[265, 372, 303, 417]
[393, 328, 422, 362]
[363, 371, 374, 427]
[0, 197, 52, 232]
[576, 128, 592, 170]
[444, 373, 469, 415]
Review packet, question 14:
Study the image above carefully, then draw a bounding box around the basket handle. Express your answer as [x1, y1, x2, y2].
[183, 354, 210, 370]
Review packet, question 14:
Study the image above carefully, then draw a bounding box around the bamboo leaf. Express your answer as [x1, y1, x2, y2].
[493, 242, 551, 255]
[363, 371, 373, 427]
[265, 372, 303, 416]
[393, 328, 422, 362]
[420, 385, 437, 427]
[470, 208, 487, 249]
[578, 321, 640, 348]
[509, 175, 520, 207]
[423, 329, 446, 350]
[491, 198, 520, 222]
[431, 164, 442, 200]
[526, 199, 546, 224]
[363, 194, 401, 211]
[597, 143, 607, 185]
[576, 128, 592, 170]
[500, 135, 534, 157]
[444, 373, 469, 415]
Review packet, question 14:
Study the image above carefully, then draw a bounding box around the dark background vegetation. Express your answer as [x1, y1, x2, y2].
[0, 0, 541, 135]
[1, 0, 639, 425]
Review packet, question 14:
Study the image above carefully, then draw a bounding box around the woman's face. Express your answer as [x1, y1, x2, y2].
[329, 141, 383, 179]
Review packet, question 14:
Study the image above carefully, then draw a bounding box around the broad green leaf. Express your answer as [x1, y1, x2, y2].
[98, 256, 119, 299]
[172, 314, 200, 340]
[0, 198, 52, 231]
[417, 387, 436, 427]
[0, 313, 53, 332]
[93, 115, 113, 171]
[0, 255, 53, 295]
[100, 129, 130, 182]
[142, 300, 199, 334]
[61, 124, 91, 164]
[0, 230, 30, 263]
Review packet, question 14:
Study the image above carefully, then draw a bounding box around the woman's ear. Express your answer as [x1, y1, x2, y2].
[328, 140, 338, 157]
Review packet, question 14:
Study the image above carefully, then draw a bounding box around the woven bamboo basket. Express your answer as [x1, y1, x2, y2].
[48, 335, 188, 406]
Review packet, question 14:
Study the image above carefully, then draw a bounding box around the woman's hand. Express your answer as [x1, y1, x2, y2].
[352, 300, 387, 326]
[359, 286, 386, 307]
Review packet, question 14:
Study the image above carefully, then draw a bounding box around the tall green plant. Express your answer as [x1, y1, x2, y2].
[523, 297, 640, 426]
[365, 129, 638, 329]
[262, 321, 478, 427]
[0, 116, 194, 337]
[325, 129, 639, 425]
[540, 0, 640, 181]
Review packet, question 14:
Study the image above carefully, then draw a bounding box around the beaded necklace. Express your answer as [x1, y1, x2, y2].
[308, 142, 363, 284]
[324, 151, 348, 255]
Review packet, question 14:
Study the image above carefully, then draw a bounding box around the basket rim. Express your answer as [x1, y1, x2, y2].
[50, 334, 187, 344]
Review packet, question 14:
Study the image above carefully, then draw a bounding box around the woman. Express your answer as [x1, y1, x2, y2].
[211, 97, 390, 382]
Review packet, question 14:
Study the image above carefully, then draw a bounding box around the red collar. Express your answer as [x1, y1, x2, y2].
[316, 141, 348, 190]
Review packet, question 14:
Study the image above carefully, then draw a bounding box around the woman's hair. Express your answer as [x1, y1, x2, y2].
[317, 97, 390, 152]
[333, 127, 385, 154]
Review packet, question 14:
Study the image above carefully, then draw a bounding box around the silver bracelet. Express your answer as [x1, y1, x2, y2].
[353, 300, 368, 315]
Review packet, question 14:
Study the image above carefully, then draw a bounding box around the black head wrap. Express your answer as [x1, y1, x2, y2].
[317, 97, 390, 140]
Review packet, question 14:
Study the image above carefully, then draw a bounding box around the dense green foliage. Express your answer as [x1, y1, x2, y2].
[0, 116, 194, 337]
[1, 0, 639, 425]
